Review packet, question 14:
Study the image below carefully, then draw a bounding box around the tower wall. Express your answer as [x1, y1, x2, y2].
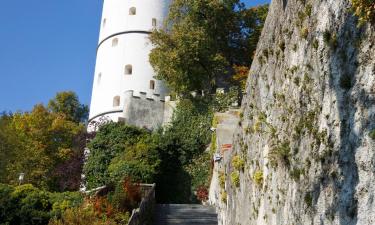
[88, 0, 171, 124]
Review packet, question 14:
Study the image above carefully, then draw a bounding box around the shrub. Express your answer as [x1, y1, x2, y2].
[269, 141, 291, 167]
[232, 155, 245, 171]
[110, 178, 141, 213]
[196, 186, 209, 202]
[304, 192, 313, 208]
[230, 171, 240, 187]
[221, 191, 227, 203]
[219, 172, 226, 189]
[289, 167, 304, 181]
[370, 129, 375, 140]
[301, 27, 309, 39]
[313, 39, 319, 49]
[323, 30, 338, 48]
[351, 0, 375, 26]
[305, 4, 312, 17]
[253, 170, 263, 186]
[0, 184, 84, 225]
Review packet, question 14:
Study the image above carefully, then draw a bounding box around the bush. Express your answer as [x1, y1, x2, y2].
[351, 0, 375, 26]
[269, 141, 291, 167]
[196, 186, 209, 202]
[232, 155, 245, 171]
[0, 184, 83, 225]
[253, 170, 263, 186]
[230, 171, 240, 187]
[84, 123, 149, 189]
[370, 129, 375, 140]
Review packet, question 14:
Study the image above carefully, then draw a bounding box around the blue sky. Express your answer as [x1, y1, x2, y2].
[0, 0, 270, 112]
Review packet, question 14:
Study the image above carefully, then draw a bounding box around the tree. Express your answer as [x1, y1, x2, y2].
[149, 0, 268, 94]
[0, 91, 87, 191]
[5, 104, 85, 190]
[48, 91, 89, 123]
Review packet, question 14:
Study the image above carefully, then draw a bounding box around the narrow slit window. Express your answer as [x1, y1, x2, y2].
[112, 38, 118, 47]
[103, 18, 107, 27]
[125, 65, 133, 75]
[97, 73, 102, 84]
[113, 96, 120, 107]
[152, 18, 157, 27]
[129, 7, 136, 15]
[150, 80, 155, 90]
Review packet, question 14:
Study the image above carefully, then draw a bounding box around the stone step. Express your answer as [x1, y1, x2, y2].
[155, 204, 218, 225]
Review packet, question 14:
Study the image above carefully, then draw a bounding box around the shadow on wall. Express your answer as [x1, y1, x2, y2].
[311, 7, 374, 225]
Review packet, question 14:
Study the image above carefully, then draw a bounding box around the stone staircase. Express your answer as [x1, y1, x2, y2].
[154, 204, 218, 225]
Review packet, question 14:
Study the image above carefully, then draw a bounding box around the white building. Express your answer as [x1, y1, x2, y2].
[88, 0, 172, 131]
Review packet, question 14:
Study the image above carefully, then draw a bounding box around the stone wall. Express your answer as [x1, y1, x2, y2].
[123, 90, 170, 130]
[214, 0, 375, 224]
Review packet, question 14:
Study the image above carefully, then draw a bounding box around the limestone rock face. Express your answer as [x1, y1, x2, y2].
[217, 0, 375, 224]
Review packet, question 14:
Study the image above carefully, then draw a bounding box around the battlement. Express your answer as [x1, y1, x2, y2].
[124, 90, 171, 102]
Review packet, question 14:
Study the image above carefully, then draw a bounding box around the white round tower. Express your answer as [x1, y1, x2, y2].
[88, 0, 171, 125]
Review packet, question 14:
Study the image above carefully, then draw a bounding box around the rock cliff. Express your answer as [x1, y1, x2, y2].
[214, 0, 375, 224]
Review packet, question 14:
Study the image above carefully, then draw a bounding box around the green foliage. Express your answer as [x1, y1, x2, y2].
[289, 167, 304, 181]
[253, 170, 263, 186]
[323, 30, 338, 48]
[232, 155, 245, 171]
[84, 98, 213, 203]
[210, 132, 217, 155]
[0, 184, 83, 225]
[230, 171, 240, 187]
[84, 123, 151, 189]
[221, 190, 227, 203]
[370, 129, 375, 140]
[219, 172, 226, 189]
[351, 0, 375, 26]
[184, 152, 211, 201]
[312, 39, 319, 49]
[305, 4, 312, 17]
[301, 27, 309, 39]
[48, 91, 89, 123]
[304, 192, 313, 208]
[214, 87, 240, 112]
[149, 0, 268, 93]
[269, 141, 291, 167]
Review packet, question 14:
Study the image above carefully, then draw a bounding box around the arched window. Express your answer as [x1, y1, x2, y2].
[97, 73, 102, 84]
[150, 80, 155, 90]
[102, 18, 107, 28]
[152, 18, 157, 27]
[129, 7, 136, 15]
[125, 65, 133, 75]
[112, 38, 118, 47]
[113, 96, 120, 107]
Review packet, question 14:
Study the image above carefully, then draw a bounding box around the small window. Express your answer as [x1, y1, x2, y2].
[150, 80, 155, 90]
[97, 73, 102, 84]
[125, 65, 133, 75]
[152, 18, 157, 27]
[129, 7, 136, 15]
[112, 38, 118, 47]
[113, 96, 120, 107]
[102, 18, 107, 27]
